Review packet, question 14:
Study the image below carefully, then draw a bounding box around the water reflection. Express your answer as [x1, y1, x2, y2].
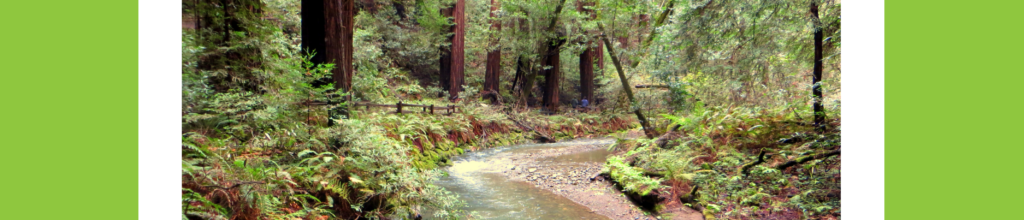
[433, 139, 613, 219]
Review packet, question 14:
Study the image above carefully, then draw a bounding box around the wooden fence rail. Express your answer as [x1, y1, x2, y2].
[298, 101, 459, 115]
[352, 101, 459, 115]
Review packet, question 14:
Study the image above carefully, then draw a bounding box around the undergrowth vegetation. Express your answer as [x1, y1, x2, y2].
[602, 102, 841, 219]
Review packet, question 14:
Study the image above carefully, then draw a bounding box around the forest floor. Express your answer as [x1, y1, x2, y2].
[481, 131, 704, 220]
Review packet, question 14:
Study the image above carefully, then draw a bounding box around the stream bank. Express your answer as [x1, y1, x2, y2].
[436, 138, 703, 220]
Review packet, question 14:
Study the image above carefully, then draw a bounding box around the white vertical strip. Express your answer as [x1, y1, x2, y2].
[139, 0, 181, 218]
[844, 0, 885, 219]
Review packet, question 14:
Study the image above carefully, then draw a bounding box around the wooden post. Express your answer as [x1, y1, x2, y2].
[397, 101, 403, 114]
[430, 105, 435, 114]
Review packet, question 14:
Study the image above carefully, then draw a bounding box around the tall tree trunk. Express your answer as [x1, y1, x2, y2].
[325, 0, 354, 124]
[811, 2, 825, 131]
[483, 0, 501, 103]
[341, 0, 354, 92]
[541, 42, 561, 112]
[578, 0, 597, 102]
[519, 0, 567, 107]
[450, 0, 466, 100]
[325, 0, 354, 93]
[538, 0, 567, 113]
[598, 23, 656, 139]
[439, 0, 466, 100]
[579, 46, 595, 102]
[542, 0, 568, 111]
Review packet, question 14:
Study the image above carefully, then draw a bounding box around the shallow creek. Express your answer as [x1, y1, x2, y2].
[433, 139, 615, 219]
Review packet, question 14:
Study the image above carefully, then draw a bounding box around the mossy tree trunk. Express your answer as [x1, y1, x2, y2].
[811, 1, 825, 131]
[595, 0, 676, 139]
[598, 23, 656, 139]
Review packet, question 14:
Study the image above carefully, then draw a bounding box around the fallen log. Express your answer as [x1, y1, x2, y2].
[635, 84, 670, 89]
[507, 116, 556, 143]
[739, 150, 767, 176]
[776, 149, 840, 171]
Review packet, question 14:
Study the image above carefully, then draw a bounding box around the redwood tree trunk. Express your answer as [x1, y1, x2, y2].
[811, 2, 824, 130]
[541, 43, 561, 112]
[537, 0, 568, 112]
[325, 0, 354, 93]
[439, 0, 465, 100]
[450, 0, 465, 100]
[323, 0, 354, 124]
[483, 0, 501, 103]
[579, 47, 595, 102]
[577, 0, 596, 102]
[341, 0, 354, 92]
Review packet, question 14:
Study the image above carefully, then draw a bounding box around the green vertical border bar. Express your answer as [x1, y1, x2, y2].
[887, 0, 1024, 219]
[0, 1, 138, 219]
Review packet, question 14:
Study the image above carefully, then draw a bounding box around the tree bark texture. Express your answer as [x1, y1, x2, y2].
[539, 0, 568, 112]
[483, 0, 502, 103]
[577, 0, 597, 101]
[541, 43, 561, 112]
[439, 0, 466, 100]
[325, 0, 355, 93]
[579, 46, 595, 101]
[811, 2, 824, 130]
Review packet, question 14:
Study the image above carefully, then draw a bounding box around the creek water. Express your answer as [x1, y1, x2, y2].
[433, 139, 615, 219]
